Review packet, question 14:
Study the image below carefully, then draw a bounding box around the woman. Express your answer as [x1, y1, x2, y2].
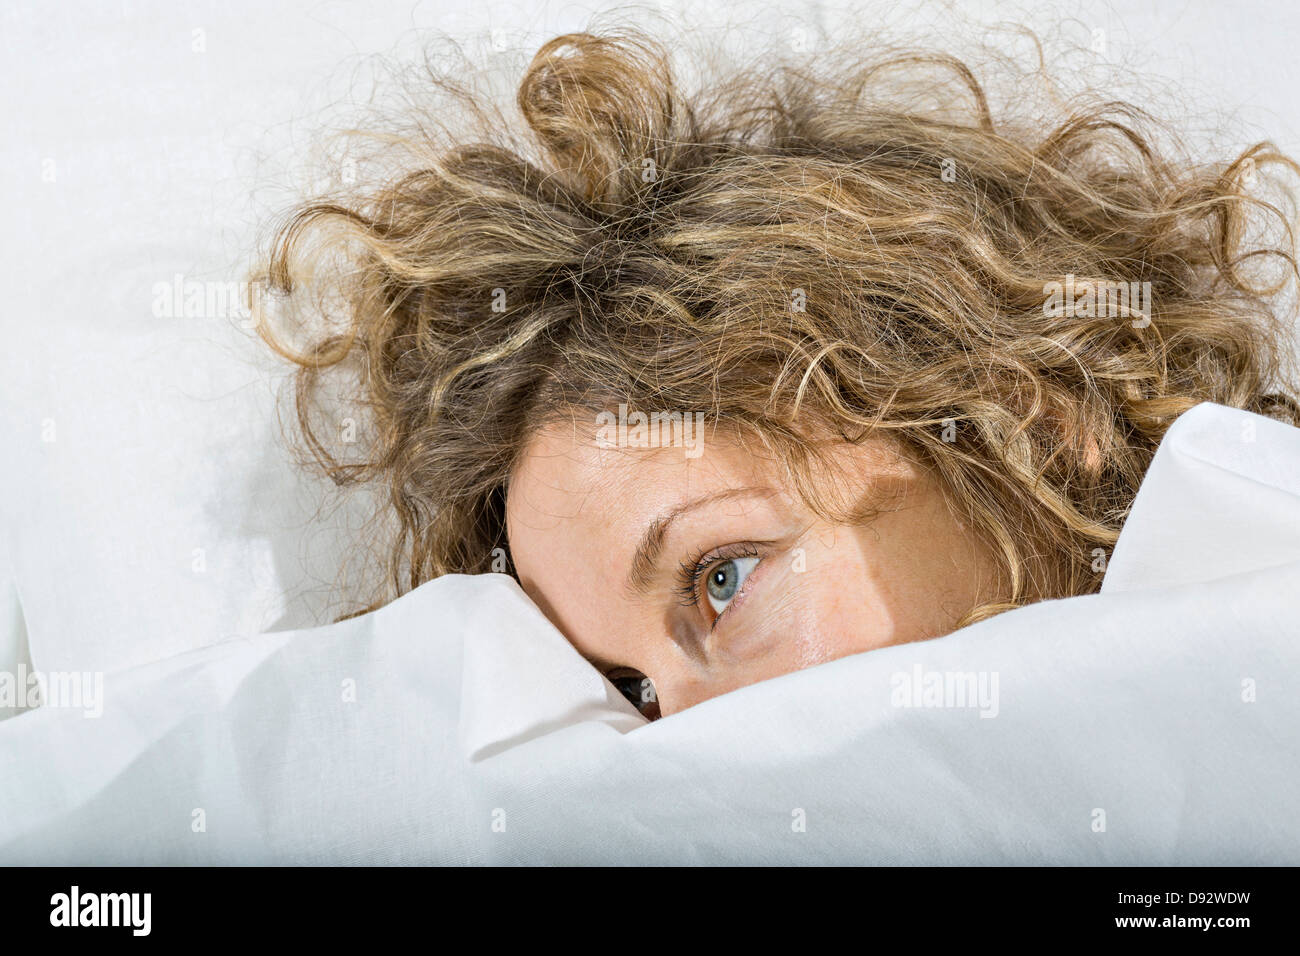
[254, 27, 1300, 719]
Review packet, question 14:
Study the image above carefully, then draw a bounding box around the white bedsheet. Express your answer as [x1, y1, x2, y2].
[1, 401, 1297, 864]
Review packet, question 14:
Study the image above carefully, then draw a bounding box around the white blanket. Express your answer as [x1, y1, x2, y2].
[1, 401, 1298, 864]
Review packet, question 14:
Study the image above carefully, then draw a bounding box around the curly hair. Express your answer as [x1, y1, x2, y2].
[252, 25, 1300, 625]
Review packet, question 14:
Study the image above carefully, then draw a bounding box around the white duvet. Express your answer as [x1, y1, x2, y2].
[1, 401, 1298, 865]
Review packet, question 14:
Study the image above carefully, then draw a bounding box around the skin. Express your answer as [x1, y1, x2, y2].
[505, 416, 1006, 719]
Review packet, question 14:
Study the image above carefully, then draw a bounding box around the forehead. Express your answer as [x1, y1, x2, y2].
[504, 416, 916, 551]
[505, 416, 756, 540]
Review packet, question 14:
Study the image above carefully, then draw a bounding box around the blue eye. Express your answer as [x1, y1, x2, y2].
[704, 556, 759, 615]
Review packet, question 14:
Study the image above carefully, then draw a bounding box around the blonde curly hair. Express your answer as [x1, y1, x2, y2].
[253, 25, 1300, 624]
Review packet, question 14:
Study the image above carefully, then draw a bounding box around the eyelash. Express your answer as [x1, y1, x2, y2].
[672, 542, 763, 618]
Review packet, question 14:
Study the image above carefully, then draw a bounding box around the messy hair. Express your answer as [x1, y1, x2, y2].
[253, 24, 1300, 624]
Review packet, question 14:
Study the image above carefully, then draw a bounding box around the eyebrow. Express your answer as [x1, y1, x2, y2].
[624, 486, 774, 596]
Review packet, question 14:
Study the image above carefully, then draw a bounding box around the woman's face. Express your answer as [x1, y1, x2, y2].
[505, 417, 1004, 719]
